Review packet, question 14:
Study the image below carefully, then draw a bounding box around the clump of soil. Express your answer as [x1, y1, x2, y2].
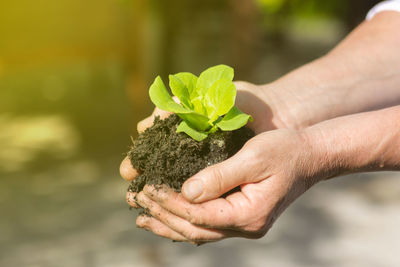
[127, 114, 254, 193]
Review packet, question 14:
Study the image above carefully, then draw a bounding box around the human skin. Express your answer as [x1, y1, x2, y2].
[120, 12, 400, 243]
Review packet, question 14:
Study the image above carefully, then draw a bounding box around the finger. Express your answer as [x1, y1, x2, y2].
[136, 215, 188, 242]
[143, 185, 248, 229]
[120, 156, 139, 181]
[126, 191, 139, 208]
[136, 191, 235, 242]
[139, 189, 263, 240]
[136, 117, 153, 133]
[144, 184, 280, 238]
[137, 108, 172, 133]
[181, 143, 266, 203]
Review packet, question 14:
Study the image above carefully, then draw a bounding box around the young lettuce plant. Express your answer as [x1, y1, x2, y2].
[149, 64, 253, 141]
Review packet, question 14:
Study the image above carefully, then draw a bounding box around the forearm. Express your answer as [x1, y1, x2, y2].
[265, 12, 400, 129]
[304, 105, 400, 181]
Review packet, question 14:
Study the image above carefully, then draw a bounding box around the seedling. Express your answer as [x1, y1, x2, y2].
[149, 64, 253, 141]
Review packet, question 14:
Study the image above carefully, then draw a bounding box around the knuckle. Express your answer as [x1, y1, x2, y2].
[208, 167, 224, 194]
[245, 223, 268, 239]
[136, 192, 150, 208]
[240, 141, 262, 160]
[157, 187, 170, 202]
[237, 140, 265, 161]
[143, 185, 159, 199]
[239, 214, 270, 239]
[136, 191, 145, 201]
[151, 225, 166, 235]
[185, 231, 201, 242]
[136, 215, 149, 228]
[189, 215, 204, 226]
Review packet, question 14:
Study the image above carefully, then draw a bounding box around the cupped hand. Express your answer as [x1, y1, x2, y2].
[120, 81, 307, 243]
[129, 129, 320, 244]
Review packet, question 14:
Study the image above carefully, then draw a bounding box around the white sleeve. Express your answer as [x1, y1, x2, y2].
[366, 0, 400, 20]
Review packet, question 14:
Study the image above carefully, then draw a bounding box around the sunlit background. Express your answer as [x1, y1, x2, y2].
[2, 0, 400, 266]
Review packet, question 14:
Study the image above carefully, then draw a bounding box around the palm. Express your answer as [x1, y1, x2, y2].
[235, 82, 283, 133]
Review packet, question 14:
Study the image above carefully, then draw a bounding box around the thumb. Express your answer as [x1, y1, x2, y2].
[137, 107, 172, 133]
[182, 147, 263, 203]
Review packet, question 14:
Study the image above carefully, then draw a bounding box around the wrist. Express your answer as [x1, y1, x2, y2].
[299, 125, 352, 183]
[261, 56, 354, 130]
[301, 106, 400, 181]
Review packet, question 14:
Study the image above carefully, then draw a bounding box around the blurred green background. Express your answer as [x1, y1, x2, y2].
[3, 1, 400, 267]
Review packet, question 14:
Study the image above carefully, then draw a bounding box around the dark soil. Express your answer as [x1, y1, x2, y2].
[127, 114, 254, 193]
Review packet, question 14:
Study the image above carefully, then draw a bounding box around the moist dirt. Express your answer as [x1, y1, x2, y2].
[127, 114, 254, 193]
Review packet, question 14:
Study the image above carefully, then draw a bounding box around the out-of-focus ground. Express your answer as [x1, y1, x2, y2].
[1, 0, 399, 266]
[2, 166, 400, 267]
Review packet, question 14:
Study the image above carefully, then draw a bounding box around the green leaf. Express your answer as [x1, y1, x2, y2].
[173, 72, 206, 114]
[149, 76, 210, 131]
[148, 65, 252, 142]
[204, 79, 236, 122]
[208, 124, 219, 134]
[149, 76, 191, 113]
[176, 121, 208, 141]
[169, 75, 191, 108]
[196, 64, 234, 96]
[190, 96, 207, 115]
[174, 72, 198, 96]
[216, 106, 253, 131]
[177, 112, 210, 131]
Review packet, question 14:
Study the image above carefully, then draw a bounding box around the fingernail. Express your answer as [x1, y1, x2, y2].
[183, 179, 204, 200]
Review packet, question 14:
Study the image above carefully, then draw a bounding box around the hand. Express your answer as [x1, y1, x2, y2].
[128, 103, 400, 244]
[120, 81, 311, 243]
[129, 129, 319, 244]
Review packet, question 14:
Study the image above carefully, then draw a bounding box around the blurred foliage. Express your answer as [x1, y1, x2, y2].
[0, 0, 380, 172]
[256, 0, 347, 17]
